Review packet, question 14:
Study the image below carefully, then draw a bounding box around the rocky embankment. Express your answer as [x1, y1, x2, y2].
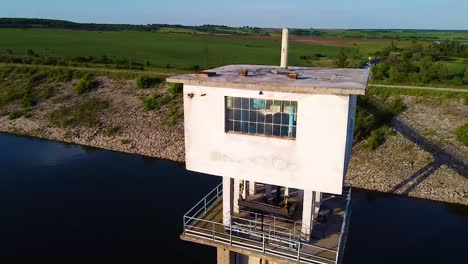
[1, 79, 467, 205]
[346, 97, 468, 205]
[0, 77, 185, 162]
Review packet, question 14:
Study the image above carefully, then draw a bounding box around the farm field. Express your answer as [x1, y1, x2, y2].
[0, 27, 466, 88]
[0, 29, 345, 69]
[0, 28, 400, 69]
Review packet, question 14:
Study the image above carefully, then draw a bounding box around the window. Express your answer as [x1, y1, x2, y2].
[225, 97, 298, 139]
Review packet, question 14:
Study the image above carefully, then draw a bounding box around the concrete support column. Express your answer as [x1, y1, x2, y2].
[223, 177, 233, 226]
[265, 184, 272, 197]
[217, 247, 235, 264]
[241, 180, 248, 200]
[233, 178, 241, 214]
[248, 181, 256, 195]
[314, 191, 322, 215]
[301, 190, 315, 240]
[284, 187, 289, 197]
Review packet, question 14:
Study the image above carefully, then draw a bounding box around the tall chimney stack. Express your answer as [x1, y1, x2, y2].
[280, 28, 289, 69]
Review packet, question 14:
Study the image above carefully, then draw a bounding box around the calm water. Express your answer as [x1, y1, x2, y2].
[0, 133, 467, 263]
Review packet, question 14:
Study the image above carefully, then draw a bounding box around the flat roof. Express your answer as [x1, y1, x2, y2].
[167, 65, 369, 95]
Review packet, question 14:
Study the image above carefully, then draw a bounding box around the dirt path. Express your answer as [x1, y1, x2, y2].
[370, 84, 468, 93]
[0, 63, 186, 76]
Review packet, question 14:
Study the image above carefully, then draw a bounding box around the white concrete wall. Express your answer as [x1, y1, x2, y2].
[184, 85, 351, 194]
[343, 94, 357, 179]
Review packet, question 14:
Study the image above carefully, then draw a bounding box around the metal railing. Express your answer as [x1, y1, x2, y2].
[335, 188, 352, 264]
[183, 182, 223, 228]
[182, 184, 351, 264]
[231, 210, 304, 241]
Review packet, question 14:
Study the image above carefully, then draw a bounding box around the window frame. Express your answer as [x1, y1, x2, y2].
[224, 96, 298, 140]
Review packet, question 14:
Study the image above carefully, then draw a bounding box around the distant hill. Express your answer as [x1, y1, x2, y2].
[1, 18, 466, 40]
[0, 18, 158, 31]
[0, 18, 271, 35]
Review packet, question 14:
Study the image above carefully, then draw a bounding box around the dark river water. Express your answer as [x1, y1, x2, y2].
[0, 133, 467, 264]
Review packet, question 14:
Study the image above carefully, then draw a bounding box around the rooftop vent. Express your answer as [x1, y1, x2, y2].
[192, 71, 216, 77]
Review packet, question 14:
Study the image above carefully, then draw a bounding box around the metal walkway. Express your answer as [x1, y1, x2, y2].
[182, 183, 351, 264]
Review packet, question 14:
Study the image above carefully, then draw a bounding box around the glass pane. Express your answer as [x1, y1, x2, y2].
[251, 99, 265, 109]
[265, 124, 273, 136]
[273, 113, 281, 125]
[226, 108, 234, 121]
[265, 114, 273, 123]
[241, 98, 250, 109]
[273, 125, 281, 136]
[265, 100, 273, 110]
[249, 110, 258, 122]
[233, 97, 242, 108]
[241, 121, 248, 133]
[281, 125, 288, 137]
[283, 101, 291, 112]
[258, 112, 265, 123]
[226, 97, 233, 108]
[257, 124, 265, 135]
[234, 121, 241, 132]
[234, 110, 241, 121]
[248, 122, 257, 134]
[226, 120, 233, 132]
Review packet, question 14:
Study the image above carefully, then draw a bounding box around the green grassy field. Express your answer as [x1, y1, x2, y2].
[319, 29, 468, 41]
[0, 29, 350, 69]
[0, 28, 465, 87]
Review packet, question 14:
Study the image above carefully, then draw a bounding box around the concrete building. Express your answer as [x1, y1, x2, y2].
[167, 29, 369, 264]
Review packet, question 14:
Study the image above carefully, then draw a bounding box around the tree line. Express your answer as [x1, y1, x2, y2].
[0, 18, 271, 35]
[371, 41, 468, 85]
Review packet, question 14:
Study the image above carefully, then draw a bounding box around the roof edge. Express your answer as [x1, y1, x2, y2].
[166, 77, 366, 96]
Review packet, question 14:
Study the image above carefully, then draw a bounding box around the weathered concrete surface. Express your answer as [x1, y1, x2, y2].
[168, 65, 369, 95]
[181, 84, 353, 194]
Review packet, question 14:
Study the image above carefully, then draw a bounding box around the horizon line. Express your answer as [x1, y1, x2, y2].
[1, 17, 467, 32]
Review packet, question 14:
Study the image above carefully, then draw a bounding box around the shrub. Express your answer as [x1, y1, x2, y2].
[167, 103, 184, 126]
[463, 69, 468, 85]
[354, 108, 376, 141]
[7, 110, 22, 120]
[142, 93, 172, 111]
[454, 123, 468, 146]
[136, 75, 163, 89]
[365, 130, 385, 150]
[104, 126, 120, 137]
[26, 49, 35, 56]
[168, 83, 183, 94]
[74, 74, 97, 94]
[21, 93, 34, 108]
[47, 98, 109, 128]
[355, 95, 405, 147]
[24, 112, 32, 118]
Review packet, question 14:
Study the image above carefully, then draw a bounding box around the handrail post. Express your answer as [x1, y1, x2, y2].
[297, 242, 301, 261]
[262, 234, 265, 253]
[212, 222, 215, 242]
[204, 197, 207, 212]
[273, 217, 276, 236]
[230, 217, 233, 246]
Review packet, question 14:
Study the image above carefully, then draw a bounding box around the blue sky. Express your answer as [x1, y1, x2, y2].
[1, 0, 467, 29]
